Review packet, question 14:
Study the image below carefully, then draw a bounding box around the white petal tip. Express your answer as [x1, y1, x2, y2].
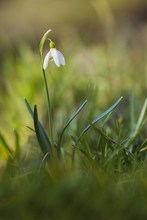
[43, 51, 51, 70]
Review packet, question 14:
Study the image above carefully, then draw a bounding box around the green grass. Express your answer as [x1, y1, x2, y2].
[0, 31, 147, 219]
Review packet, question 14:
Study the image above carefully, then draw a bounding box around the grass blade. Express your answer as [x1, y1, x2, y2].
[25, 98, 51, 148]
[34, 105, 52, 156]
[25, 98, 52, 155]
[78, 96, 123, 140]
[125, 98, 147, 151]
[58, 100, 87, 148]
[13, 129, 20, 158]
[90, 123, 115, 145]
[136, 138, 147, 153]
[39, 29, 52, 67]
[24, 97, 34, 118]
[134, 98, 147, 136]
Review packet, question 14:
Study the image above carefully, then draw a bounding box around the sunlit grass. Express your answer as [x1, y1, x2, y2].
[0, 30, 147, 219]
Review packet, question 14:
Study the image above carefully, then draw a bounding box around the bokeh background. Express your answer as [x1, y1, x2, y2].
[0, 0, 147, 153]
[0, 2, 147, 219]
[1, 0, 147, 44]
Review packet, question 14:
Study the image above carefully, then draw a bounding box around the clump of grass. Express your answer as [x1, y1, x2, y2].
[0, 30, 147, 220]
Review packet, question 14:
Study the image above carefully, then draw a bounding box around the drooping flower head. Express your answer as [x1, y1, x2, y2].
[43, 39, 65, 70]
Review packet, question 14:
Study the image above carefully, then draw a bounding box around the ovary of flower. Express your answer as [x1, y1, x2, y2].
[43, 48, 65, 70]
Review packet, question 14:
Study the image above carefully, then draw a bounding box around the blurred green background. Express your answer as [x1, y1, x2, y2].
[0, 1, 147, 219]
[0, 0, 147, 156]
[1, 0, 147, 44]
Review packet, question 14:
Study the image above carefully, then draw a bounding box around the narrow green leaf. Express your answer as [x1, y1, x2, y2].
[90, 123, 116, 145]
[71, 135, 93, 161]
[139, 146, 147, 153]
[24, 98, 52, 154]
[24, 98, 34, 118]
[25, 98, 51, 146]
[39, 152, 50, 174]
[91, 123, 114, 154]
[136, 138, 147, 153]
[130, 91, 135, 134]
[134, 98, 147, 136]
[13, 129, 20, 158]
[26, 126, 35, 132]
[104, 144, 126, 167]
[58, 100, 87, 148]
[39, 29, 52, 67]
[78, 96, 123, 140]
[125, 99, 147, 151]
[34, 105, 52, 156]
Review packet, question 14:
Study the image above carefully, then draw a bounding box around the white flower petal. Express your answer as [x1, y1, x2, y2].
[56, 50, 65, 66]
[43, 51, 51, 70]
[51, 48, 65, 67]
[51, 49, 60, 67]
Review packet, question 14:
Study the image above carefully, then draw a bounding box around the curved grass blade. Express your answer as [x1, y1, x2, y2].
[136, 138, 147, 153]
[90, 123, 116, 145]
[71, 135, 93, 162]
[78, 96, 123, 140]
[24, 98, 52, 154]
[125, 98, 147, 151]
[24, 98, 34, 118]
[34, 105, 52, 156]
[38, 152, 50, 175]
[58, 100, 87, 148]
[134, 98, 147, 137]
[26, 126, 35, 132]
[39, 29, 52, 67]
[25, 98, 51, 145]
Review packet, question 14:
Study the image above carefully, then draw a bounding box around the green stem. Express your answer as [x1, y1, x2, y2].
[42, 69, 54, 148]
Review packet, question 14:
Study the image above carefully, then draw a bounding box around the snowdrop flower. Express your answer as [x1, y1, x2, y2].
[43, 40, 65, 70]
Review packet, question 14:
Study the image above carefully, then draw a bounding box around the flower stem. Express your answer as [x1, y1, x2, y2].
[42, 69, 54, 149]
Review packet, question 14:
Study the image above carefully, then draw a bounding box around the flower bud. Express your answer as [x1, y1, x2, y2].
[50, 41, 55, 49]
